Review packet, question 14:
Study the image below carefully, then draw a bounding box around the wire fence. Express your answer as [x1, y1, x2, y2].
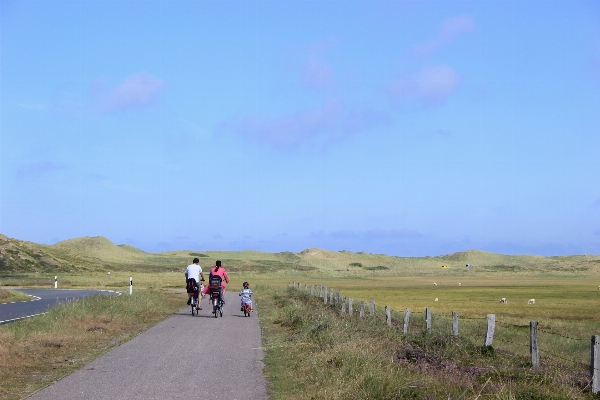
[290, 281, 598, 393]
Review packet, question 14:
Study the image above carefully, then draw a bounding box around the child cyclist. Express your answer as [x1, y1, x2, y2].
[239, 282, 253, 312]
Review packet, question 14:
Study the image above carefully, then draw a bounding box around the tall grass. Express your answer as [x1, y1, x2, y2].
[258, 285, 595, 399]
[0, 289, 31, 303]
[0, 289, 184, 399]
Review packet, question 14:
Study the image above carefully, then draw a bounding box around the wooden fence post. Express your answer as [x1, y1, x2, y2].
[297, 282, 301, 290]
[310, 285, 314, 296]
[330, 289, 334, 305]
[335, 290, 339, 307]
[452, 311, 459, 337]
[425, 308, 431, 332]
[348, 298, 354, 315]
[591, 335, 600, 394]
[385, 306, 391, 326]
[485, 314, 496, 346]
[403, 308, 411, 334]
[360, 301, 365, 319]
[341, 296, 346, 314]
[530, 321, 539, 368]
[370, 300, 375, 317]
[323, 286, 328, 304]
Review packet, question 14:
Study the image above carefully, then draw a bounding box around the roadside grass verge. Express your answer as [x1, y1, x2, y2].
[0, 289, 185, 400]
[0, 270, 257, 292]
[0, 289, 31, 304]
[256, 285, 594, 399]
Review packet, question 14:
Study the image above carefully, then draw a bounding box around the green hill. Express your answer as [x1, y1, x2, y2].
[53, 236, 148, 263]
[1, 234, 599, 276]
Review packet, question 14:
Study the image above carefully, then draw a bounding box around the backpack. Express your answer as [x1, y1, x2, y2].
[186, 278, 198, 294]
[209, 275, 222, 289]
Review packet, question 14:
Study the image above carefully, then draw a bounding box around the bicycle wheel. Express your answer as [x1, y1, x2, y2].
[191, 304, 196, 316]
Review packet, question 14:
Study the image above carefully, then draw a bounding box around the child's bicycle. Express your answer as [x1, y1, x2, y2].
[241, 301, 251, 317]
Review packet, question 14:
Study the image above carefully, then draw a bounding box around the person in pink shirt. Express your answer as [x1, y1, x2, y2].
[208, 260, 229, 304]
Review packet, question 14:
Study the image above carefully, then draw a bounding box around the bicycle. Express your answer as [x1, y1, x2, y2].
[211, 290, 223, 317]
[242, 301, 251, 317]
[208, 275, 224, 318]
[187, 278, 202, 317]
[191, 295, 199, 316]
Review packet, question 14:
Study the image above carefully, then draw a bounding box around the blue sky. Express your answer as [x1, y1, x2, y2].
[1, 1, 599, 256]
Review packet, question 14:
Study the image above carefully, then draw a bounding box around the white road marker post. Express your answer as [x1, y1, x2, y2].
[129, 277, 133, 295]
[54, 276, 57, 289]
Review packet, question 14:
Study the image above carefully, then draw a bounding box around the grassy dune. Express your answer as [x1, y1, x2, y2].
[4, 234, 599, 278]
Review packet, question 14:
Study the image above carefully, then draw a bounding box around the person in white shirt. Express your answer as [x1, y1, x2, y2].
[239, 281, 253, 312]
[185, 258, 205, 309]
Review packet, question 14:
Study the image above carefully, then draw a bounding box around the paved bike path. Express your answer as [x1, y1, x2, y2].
[28, 292, 268, 400]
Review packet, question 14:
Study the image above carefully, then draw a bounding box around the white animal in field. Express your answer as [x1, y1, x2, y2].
[458, 282, 461, 286]
[433, 282, 437, 286]
[500, 298, 507, 303]
[434, 298, 438, 302]
[528, 299, 535, 305]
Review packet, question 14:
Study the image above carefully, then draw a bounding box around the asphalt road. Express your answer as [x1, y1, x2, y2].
[0, 288, 120, 324]
[27, 291, 268, 400]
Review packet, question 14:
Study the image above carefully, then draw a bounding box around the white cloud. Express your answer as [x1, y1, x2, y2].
[216, 99, 390, 150]
[91, 72, 168, 113]
[363, 228, 423, 239]
[314, 228, 423, 241]
[389, 65, 461, 104]
[413, 14, 474, 57]
[17, 161, 68, 178]
[302, 56, 335, 89]
[592, 58, 600, 84]
[16, 102, 48, 112]
[288, 36, 339, 90]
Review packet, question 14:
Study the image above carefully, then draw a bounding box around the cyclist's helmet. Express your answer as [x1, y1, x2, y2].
[243, 281, 249, 288]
